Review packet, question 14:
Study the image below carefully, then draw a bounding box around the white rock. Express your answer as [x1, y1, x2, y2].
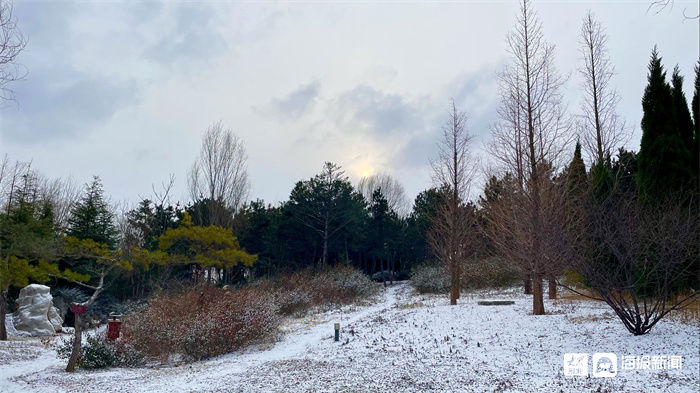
[48, 306, 63, 332]
[12, 284, 63, 336]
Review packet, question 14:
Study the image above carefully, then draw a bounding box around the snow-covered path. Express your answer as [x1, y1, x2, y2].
[1, 283, 698, 392]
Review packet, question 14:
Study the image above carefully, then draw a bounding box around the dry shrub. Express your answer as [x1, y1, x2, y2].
[122, 285, 279, 361]
[273, 265, 377, 315]
[122, 265, 375, 361]
[411, 263, 449, 294]
[412, 257, 520, 294]
[460, 256, 520, 289]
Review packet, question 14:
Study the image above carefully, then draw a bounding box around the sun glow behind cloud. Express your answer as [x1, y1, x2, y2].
[357, 163, 374, 179]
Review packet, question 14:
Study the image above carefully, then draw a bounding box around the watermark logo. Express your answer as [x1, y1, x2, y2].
[563, 353, 588, 376]
[592, 353, 618, 377]
[621, 355, 682, 370]
[564, 353, 681, 377]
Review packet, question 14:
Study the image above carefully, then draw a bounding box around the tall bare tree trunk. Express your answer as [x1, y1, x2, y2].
[523, 275, 532, 295]
[548, 276, 557, 299]
[450, 258, 459, 305]
[65, 312, 82, 372]
[0, 289, 8, 341]
[532, 275, 545, 315]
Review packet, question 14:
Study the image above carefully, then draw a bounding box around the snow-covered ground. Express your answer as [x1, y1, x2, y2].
[1, 283, 698, 392]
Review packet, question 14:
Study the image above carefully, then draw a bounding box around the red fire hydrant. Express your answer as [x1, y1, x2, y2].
[107, 314, 122, 340]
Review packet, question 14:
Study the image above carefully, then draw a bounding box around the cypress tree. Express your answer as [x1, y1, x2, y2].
[671, 66, 694, 147]
[567, 142, 588, 199]
[637, 48, 694, 203]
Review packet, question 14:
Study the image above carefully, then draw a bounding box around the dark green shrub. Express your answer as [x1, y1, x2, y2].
[56, 334, 142, 369]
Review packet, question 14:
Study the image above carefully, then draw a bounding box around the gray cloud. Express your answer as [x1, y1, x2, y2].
[146, 5, 228, 66]
[395, 132, 437, 169]
[1, 68, 137, 143]
[260, 81, 320, 121]
[0, 1, 142, 144]
[335, 85, 426, 136]
[393, 68, 499, 169]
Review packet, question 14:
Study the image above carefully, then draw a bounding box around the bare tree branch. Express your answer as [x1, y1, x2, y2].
[188, 121, 250, 223]
[357, 172, 409, 217]
[577, 11, 630, 165]
[0, 0, 26, 102]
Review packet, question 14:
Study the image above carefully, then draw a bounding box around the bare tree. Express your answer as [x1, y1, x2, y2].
[568, 190, 699, 335]
[488, 66, 531, 293]
[0, 156, 30, 213]
[428, 101, 478, 306]
[0, 0, 26, 102]
[487, 0, 572, 314]
[188, 122, 250, 225]
[39, 175, 80, 234]
[578, 11, 629, 165]
[357, 173, 409, 217]
[152, 173, 175, 206]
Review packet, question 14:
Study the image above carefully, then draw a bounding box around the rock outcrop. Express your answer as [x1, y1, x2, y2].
[13, 284, 63, 336]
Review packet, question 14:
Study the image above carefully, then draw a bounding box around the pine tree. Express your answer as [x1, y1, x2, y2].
[157, 212, 257, 283]
[67, 176, 118, 249]
[637, 48, 694, 203]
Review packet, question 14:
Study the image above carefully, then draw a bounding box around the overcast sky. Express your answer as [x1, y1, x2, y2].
[0, 0, 698, 209]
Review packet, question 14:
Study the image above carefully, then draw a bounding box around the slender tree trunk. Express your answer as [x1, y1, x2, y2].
[66, 312, 82, 372]
[586, 24, 603, 164]
[450, 261, 459, 305]
[525, 1, 545, 316]
[451, 124, 460, 305]
[0, 289, 8, 341]
[322, 215, 330, 266]
[322, 235, 328, 266]
[532, 275, 545, 315]
[548, 276, 557, 299]
[382, 257, 387, 288]
[450, 251, 459, 305]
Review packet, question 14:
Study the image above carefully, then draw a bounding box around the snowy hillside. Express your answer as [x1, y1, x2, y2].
[1, 282, 698, 392]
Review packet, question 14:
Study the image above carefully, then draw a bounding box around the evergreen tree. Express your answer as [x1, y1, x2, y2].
[670, 65, 696, 192]
[637, 49, 694, 203]
[367, 189, 401, 276]
[0, 195, 56, 340]
[287, 163, 366, 266]
[67, 177, 118, 249]
[157, 212, 257, 283]
[671, 66, 694, 146]
[404, 188, 444, 264]
[567, 142, 588, 199]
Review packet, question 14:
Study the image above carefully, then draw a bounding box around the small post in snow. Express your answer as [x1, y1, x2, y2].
[334, 323, 340, 342]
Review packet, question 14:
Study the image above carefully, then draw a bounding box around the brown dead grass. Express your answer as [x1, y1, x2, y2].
[557, 287, 699, 326]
